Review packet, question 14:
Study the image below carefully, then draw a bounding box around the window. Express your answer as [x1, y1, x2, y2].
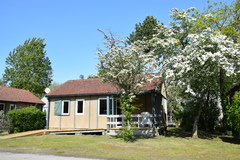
[10, 104, 15, 110]
[62, 100, 70, 115]
[76, 99, 84, 115]
[54, 100, 70, 116]
[99, 98, 113, 115]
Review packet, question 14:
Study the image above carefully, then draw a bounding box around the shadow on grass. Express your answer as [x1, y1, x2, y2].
[109, 127, 240, 144]
[166, 127, 192, 138]
[166, 127, 240, 145]
[166, 127, 217, 139]
[110, 135, 158, 143]
[219, 137, 240, 145]
[110, 127, 193, 142]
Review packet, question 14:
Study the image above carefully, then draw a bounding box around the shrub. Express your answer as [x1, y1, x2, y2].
[227, 91, 240, 138]
[117, 128, 135, 142]
[6, 107, 46, 133]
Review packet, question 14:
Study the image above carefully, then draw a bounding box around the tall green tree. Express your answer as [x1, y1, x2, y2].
[128, 16, 161, 54]
[3, 38, 53, 98]
[128, 16, 160, 43]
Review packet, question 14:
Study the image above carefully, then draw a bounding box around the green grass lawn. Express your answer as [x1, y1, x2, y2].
[0, 127, 239, 160]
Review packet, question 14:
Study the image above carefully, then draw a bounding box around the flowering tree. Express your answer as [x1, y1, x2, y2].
[139, 6, 240, 138]
[96, 29, 152, 141]
[191, 1, 240, 132]
[164, 30, 240, 137]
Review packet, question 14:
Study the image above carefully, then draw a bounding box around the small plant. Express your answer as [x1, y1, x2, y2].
[117, 94, 137, 142]
[117, 127, 135, 142]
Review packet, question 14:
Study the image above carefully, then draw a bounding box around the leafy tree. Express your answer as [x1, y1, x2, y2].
[0, 76, 7, 86]
[192, 0, 240, 43]
[128, 16, 160, 43]
[79, 74, 98, 79]
[87, 74, 98, 79]
[79, 74, 84, 79]
[3, 38, 53, 98]
[96, 29, 152, 141]
[128, 16, 169, 56]
[48, 82, 62, 92]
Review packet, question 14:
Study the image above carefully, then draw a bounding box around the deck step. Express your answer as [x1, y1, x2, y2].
[0, 128, 105, 139]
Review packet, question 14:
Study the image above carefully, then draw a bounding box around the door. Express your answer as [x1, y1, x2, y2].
[0, 103, 5, 114]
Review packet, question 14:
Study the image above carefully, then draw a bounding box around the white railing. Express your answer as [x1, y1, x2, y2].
[106, 113, 161, 129]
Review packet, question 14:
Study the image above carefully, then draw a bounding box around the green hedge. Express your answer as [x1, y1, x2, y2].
[6, 107, 46, 133]
[227, 91, 240, 138]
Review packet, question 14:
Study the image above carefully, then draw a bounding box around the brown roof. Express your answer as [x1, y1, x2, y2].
[46, 78, 160, 97]
[0, 86, 45, 104]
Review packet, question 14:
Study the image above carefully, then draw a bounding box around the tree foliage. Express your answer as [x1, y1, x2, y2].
[192, 0, 240, 43]
[96, 29, 151, 93]
[0, 77, 7, 86]
[3, 38, 53, 98]
[48, 81, 62, 92]
[96, 0, 239, 139]
[128, 16, 160, 43]
[132, 1, 240, 138]
[96, 29, 152, 141]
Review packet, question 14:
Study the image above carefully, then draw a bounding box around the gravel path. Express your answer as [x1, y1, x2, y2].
[0, 151, 103, 160]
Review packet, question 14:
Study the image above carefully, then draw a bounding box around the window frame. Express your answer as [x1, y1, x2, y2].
[75, 99, 84, 115]
[98, 98, 114, 116]
[61, 100, 70, 116]
[9, 104, 15, 111]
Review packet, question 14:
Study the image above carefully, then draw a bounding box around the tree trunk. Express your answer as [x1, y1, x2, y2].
[202, 113, 209, 133]
[219, 68, 226, 131]
[204, 88, 210, 133]
[192, 110, 201, 138]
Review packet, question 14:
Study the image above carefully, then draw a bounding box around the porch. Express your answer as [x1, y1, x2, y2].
[106, 112, 167, 136]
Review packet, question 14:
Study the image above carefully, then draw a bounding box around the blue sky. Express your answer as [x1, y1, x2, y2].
[0, 0, 234, 84]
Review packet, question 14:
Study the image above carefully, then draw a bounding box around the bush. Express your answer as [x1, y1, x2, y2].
[227, 91, 240, 138]
[117, 128, 135, 142]
[6, 107, 46, 133]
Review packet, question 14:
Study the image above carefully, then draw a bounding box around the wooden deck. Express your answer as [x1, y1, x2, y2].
[0, 128, 105, 139]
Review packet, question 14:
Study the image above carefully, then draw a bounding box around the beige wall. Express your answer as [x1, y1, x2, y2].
[48, 96, 109, 130]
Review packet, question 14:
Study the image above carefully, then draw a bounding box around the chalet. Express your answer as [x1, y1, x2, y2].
[46, 78, 168, 133]
[0, 86, 45, 114]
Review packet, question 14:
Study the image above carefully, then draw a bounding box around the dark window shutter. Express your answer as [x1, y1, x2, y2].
[54, 100, 62, 115]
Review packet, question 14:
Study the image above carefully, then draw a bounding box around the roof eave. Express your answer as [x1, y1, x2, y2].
[46, 92, 119, 98]
[0, 100, 45, 105]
